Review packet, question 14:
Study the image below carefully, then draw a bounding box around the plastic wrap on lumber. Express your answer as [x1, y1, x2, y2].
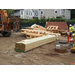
[15, 35, 56, 52]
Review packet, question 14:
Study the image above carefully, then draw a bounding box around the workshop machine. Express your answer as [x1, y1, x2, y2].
[71, 34, 75, 52]
[0, 10, 19, 37]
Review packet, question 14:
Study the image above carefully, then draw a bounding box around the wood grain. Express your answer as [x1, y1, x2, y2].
[15, 35, 56, 52]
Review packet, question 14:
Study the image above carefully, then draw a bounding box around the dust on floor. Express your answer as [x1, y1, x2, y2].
[0, 32, 75, 65]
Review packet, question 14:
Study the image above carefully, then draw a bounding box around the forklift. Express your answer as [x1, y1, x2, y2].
[0, 10, 19, 37]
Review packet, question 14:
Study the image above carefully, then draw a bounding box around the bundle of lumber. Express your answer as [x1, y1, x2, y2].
[15, 35, 56, 52]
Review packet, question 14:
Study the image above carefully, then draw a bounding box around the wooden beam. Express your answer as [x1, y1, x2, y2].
[15, 35, 56, 52]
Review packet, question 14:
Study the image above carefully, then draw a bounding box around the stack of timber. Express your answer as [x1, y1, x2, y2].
[15, 35, 56, 52]
[21, 29, 61, 40]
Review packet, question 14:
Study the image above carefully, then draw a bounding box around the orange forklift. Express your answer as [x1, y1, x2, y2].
[0, 10, 19, 37]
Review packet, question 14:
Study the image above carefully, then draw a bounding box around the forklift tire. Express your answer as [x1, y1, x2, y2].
[2, 32, 11, 37]
[71, 50, 73, 53]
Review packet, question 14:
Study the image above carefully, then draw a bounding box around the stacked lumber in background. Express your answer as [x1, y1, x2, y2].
[21, 29, 61, 40]
[45, 22, 68, 35]
[31, 24, 46, 30]
[47, 26, 68, 35]
[15, 35, 56, 52]
[46, 26, 59, 33]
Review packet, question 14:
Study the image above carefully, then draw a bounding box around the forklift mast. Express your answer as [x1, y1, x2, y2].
[0, 10, 9, 31]
[0, 10, 19, 37]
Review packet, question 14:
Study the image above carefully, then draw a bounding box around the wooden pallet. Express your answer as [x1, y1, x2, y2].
[21, 29, 51, 35]
[21, 32, 45, 39]
[21, 29, 60, 35]
[21, 29, 61, 39]
[46, 26, 59, 33]
[47, 26, 58, 30]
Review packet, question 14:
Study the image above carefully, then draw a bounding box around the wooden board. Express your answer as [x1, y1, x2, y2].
[15, 35, 56, 52]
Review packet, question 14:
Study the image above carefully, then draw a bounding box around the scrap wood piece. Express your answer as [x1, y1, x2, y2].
[31, 24, 46, 30]
[15, 35, 56, 52]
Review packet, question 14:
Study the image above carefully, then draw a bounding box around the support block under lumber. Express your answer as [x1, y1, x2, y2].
[15, 35, 56, 52]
